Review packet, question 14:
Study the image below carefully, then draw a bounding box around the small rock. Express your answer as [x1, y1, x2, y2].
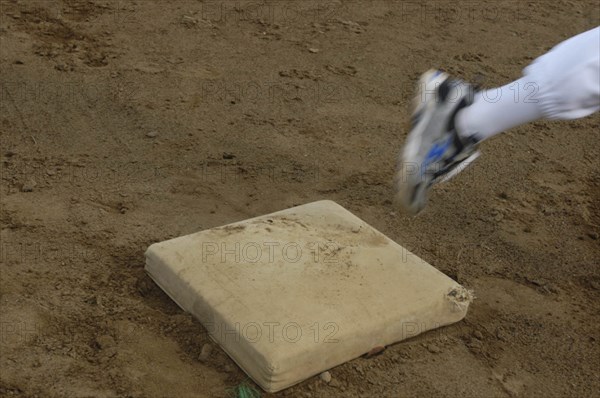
[426, 343, 441, 354]
[329, 378, 341, 388]
[146, 131, 158, 138]
[103, 346, 118, 358]
[587, 231, 599, 240]
[199, 343, 212, 362]
[352, 363, 365, 376]
[320, 371, 331, 383]
[136, 277, 154, 296]
[467, 338, 483, 350]
[541, 206, 554, 216]
[496, 328, 509, 342]
[308, 48, 320, 53]
[182, 15, 198, 23]
[95, 335, 116, 350]
[21, 179, 36, 192]
[473, 330, 484, 340]
[528, 278, 544, 287]
[546, 283, 560, 294]
[222, 152, 235, 159]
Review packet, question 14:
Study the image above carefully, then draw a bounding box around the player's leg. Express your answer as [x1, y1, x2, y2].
[395, 26, 600, 215]
[456, 26, 600, 142]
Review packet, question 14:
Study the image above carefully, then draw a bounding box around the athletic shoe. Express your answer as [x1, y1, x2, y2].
[394, 69, 481, 214]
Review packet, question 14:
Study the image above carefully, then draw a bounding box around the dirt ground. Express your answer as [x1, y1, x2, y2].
[1, 1, 599, 397]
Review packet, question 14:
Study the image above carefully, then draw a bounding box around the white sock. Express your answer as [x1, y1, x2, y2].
[455, 77, 544, 141]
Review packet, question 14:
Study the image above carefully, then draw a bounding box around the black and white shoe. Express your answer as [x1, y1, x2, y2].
[394, 70, 481, 215]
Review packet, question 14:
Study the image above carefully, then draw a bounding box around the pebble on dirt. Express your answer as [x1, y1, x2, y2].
[199, 343, 213, 362]
[21, 179, 36, 192]
[496, 328, 509, 342]
[426, 343, 441, 354]
[320, 371, 331, 383]
[146, 131, 159, 138]
[95, 335, 116, 350]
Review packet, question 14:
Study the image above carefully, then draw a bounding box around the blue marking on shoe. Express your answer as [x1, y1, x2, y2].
[422, 136, 452, 175]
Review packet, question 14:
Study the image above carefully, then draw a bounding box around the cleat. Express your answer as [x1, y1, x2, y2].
[394, 70, 481, 214]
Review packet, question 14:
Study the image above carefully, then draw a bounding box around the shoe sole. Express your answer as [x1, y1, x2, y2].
[395, 70, 449, 214]
[436, 151, 480, 183]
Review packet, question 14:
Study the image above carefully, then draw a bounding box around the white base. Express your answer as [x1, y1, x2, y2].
[145, 200, 471, 392]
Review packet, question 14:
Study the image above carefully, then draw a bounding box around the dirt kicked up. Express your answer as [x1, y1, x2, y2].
[1, 1, 599, 397]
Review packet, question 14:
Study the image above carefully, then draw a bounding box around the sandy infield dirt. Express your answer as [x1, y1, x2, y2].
[1, 1, 599, 397]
